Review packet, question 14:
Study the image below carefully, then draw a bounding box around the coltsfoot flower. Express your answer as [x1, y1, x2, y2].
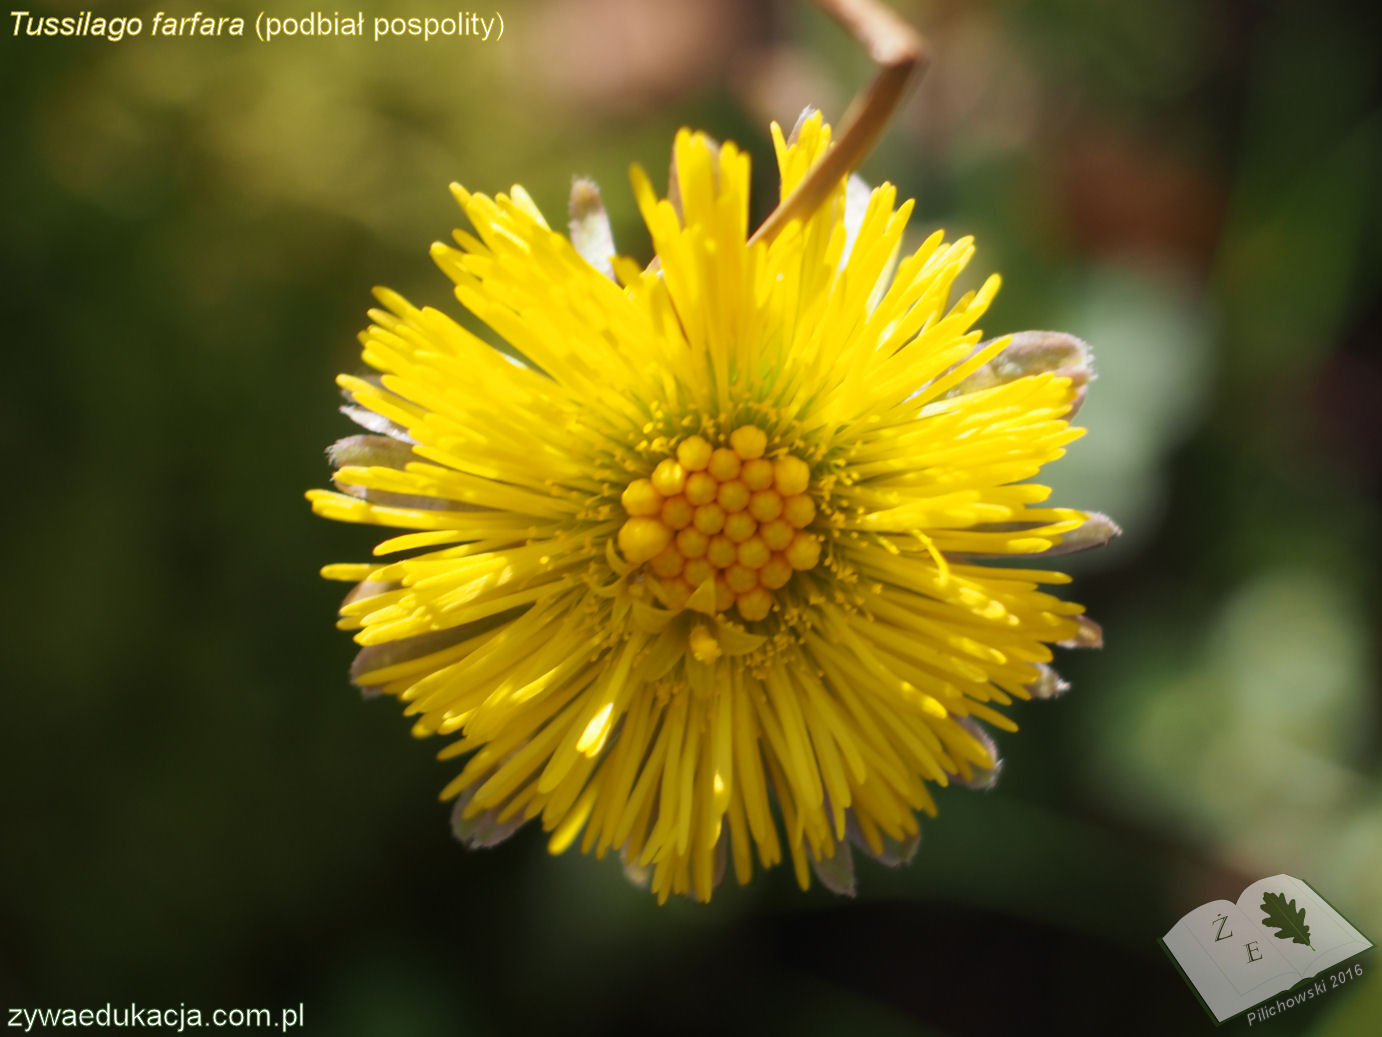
[307, 112, 1114, 903]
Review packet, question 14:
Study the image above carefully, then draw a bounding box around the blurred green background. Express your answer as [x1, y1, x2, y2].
[2, 0, 1378, 1033]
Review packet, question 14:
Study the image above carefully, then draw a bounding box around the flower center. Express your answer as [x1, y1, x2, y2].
[617, 425, 821, 622]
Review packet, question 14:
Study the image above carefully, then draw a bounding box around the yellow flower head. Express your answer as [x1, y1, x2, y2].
[307, 113, 1113, 903]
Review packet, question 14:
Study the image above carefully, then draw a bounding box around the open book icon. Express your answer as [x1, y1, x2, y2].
[1161, 873, 1372, 1024]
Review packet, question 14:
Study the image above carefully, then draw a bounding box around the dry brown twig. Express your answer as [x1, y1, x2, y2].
[748, 0, 927, 245]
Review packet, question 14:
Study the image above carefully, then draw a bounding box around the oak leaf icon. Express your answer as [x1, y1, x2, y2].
[1260, 891, 1313, 949]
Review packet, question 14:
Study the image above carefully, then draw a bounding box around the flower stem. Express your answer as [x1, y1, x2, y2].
[749, 0, 928, 245]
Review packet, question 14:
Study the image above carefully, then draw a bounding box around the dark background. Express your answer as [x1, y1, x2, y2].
[2, 0, 1378, 1033]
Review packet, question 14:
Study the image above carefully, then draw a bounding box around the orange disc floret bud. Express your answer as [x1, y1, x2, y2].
[683, 471, 718, 506]
[725, 563, 757, 595]
[786, 532, 821, 571]
[659, 578, 692, 611]
[737, 536, 770, 570]
[675, 527, 709, 559]
[706, 535, 738, 569]
[621, 478, 662, 517]
[716, 479, 750, 514]
[707, 447, 741, 482]
[740, 457, 774, 491]
[660, 495, 694, 530]
[760, 555, 793, 590]
[748, 489, 783, 523]
[651, 458, 687, 496]
[650, 547, 684, 579]
[723, 511, 757, 543]
[760, 518, 794, 551]
[729, 425, 767, 459]
[773, 455, 811, 497]
[782, 494, 816, 529]
[693, 502, 726, 535]
[619, 518, 672, 565]
[676, 435, 712, 472]
[736, 587, 773, 622]
[683, 558, 713, 588]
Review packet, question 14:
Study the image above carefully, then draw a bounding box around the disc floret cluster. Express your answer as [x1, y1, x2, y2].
[619, 425, 821, 622]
